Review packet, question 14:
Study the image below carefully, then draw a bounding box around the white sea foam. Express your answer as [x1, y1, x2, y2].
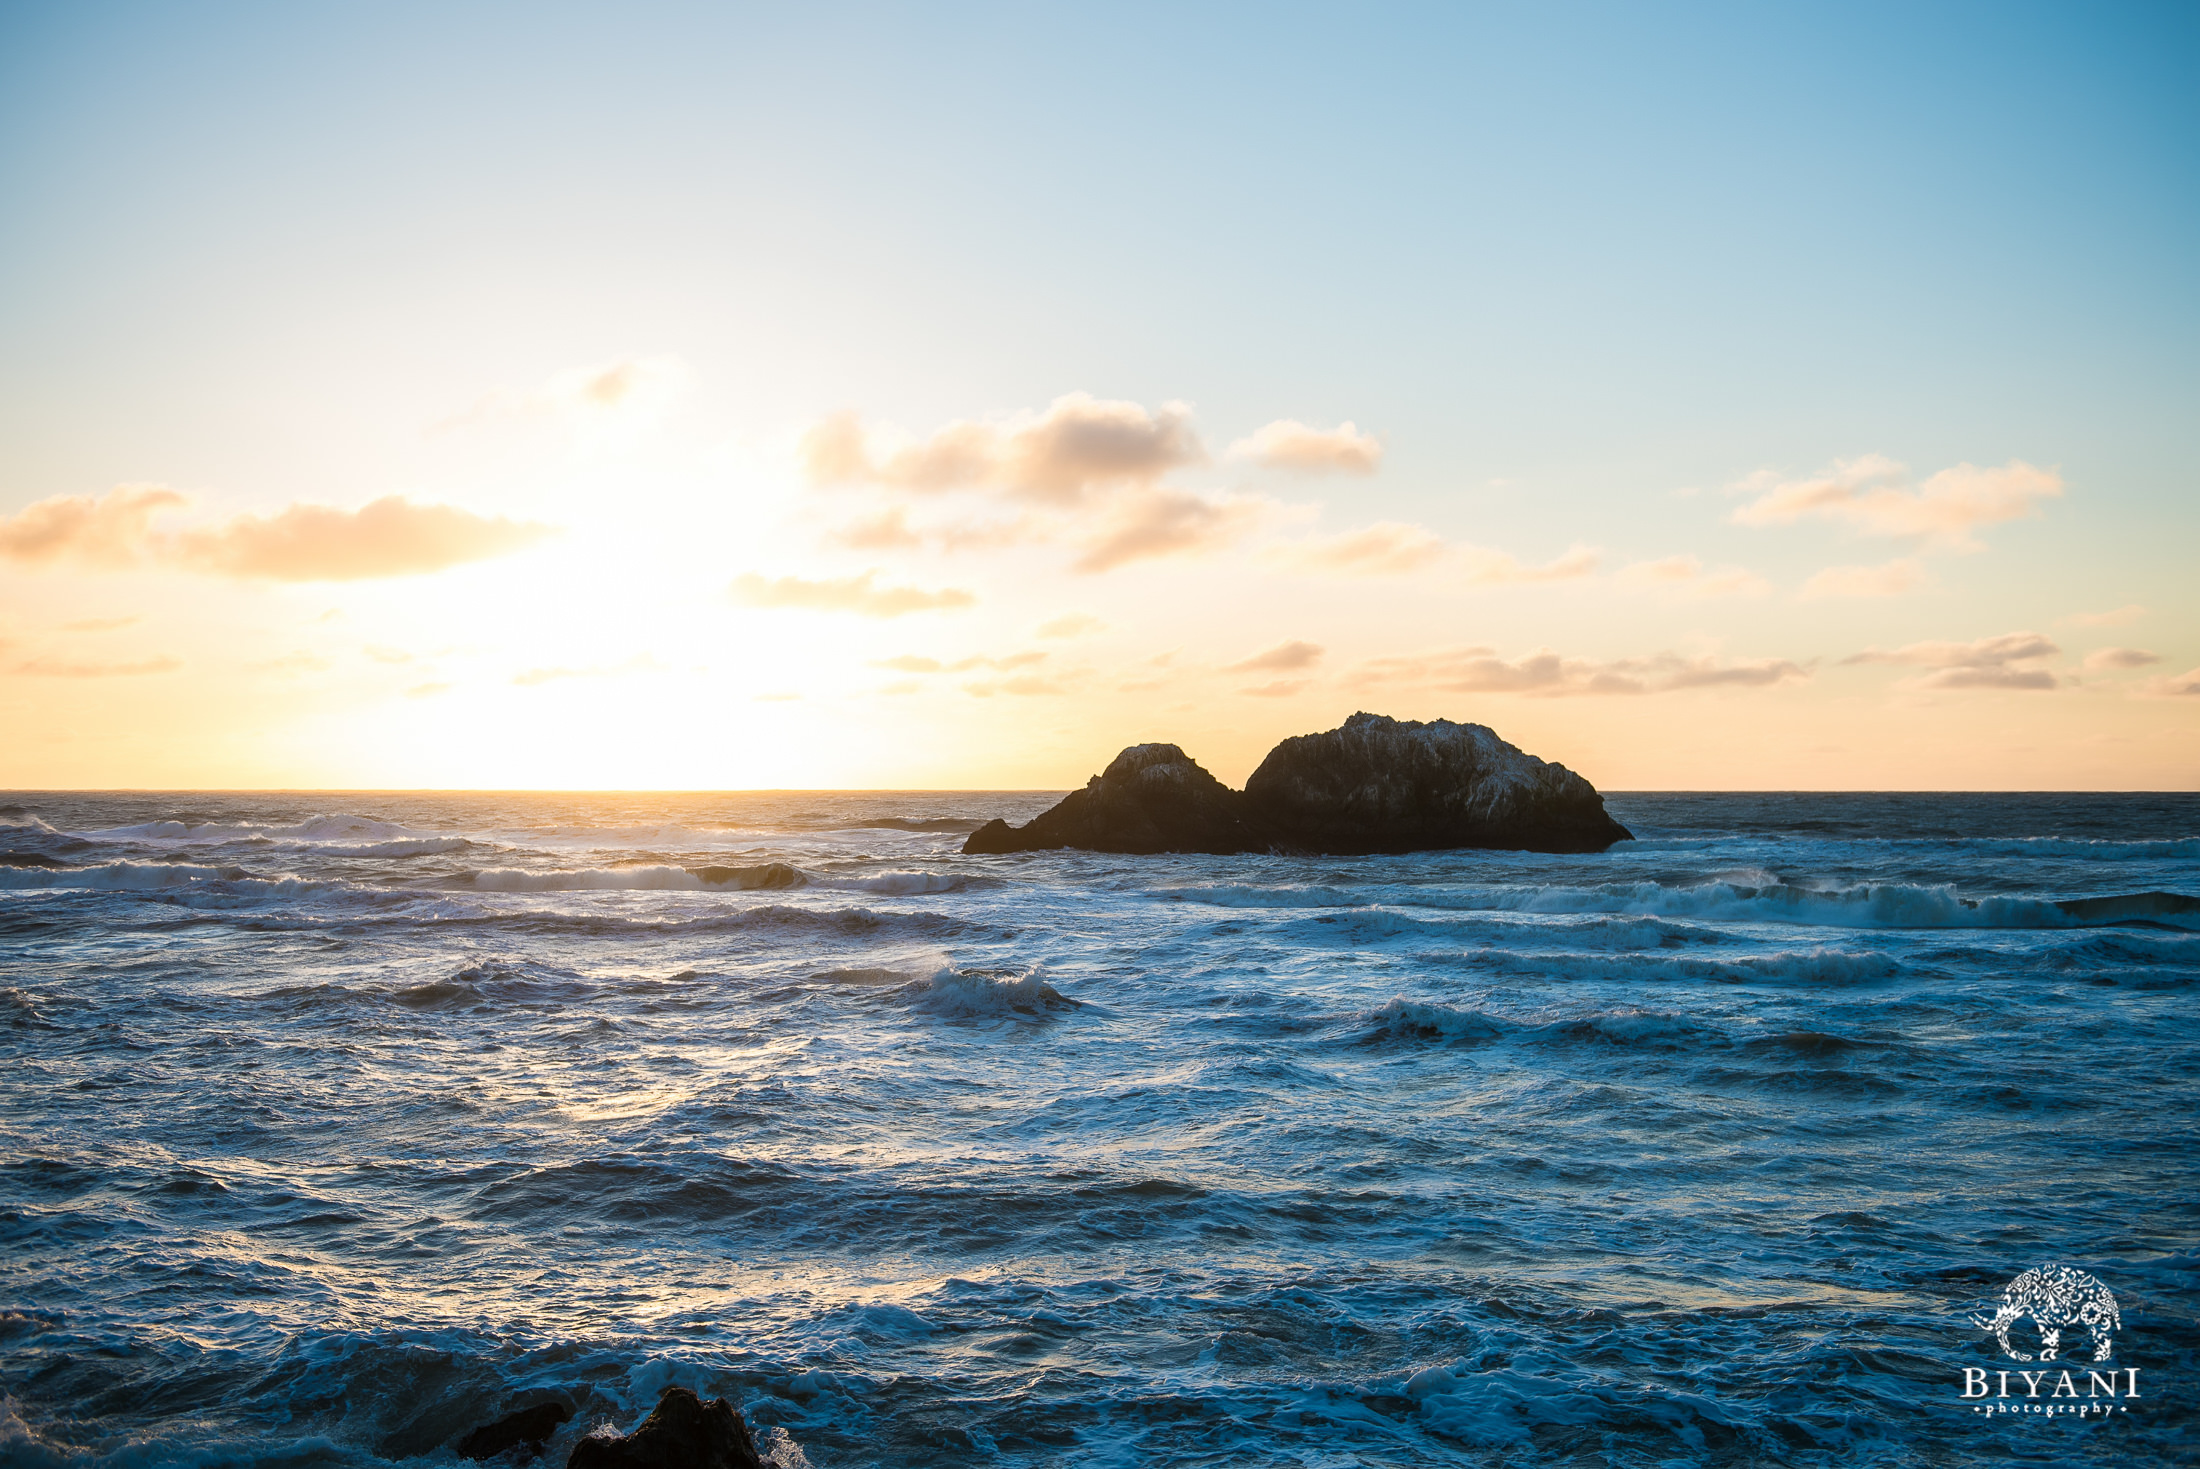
[0, 861, 251, 891]
[900, 965, 1075, 1017]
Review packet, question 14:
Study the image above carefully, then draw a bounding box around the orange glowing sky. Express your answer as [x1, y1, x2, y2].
[2, 5, 2194, 789]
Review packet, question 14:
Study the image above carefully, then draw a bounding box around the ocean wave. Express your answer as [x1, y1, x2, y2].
[824, 871, 970, 895]
[900, 966, 1076, 1018]
[0, 861, 257, 891]
[463, 862, 805, 892]
[71, 812, 437, 845]
[1455, 945, 1907, 988]
[835, 817, 986, 834]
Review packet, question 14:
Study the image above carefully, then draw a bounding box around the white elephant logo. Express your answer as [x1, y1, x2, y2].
[1973, 1265, 2119, 1363]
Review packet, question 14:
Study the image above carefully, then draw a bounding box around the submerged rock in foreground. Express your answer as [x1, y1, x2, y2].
[566, 1386, 761, 1469]
[964, 712, 1632, 856]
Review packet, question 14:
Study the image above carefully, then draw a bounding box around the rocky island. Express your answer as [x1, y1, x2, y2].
[963, 712, 1632, 856]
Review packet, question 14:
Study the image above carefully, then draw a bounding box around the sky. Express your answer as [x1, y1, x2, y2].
[0, 1, 2194, 790]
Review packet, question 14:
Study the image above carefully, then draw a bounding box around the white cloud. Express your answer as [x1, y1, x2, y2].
[1227, 639, 1324, 673]
[1273, 523, 1598, 583]
[1037, 612, 1106, 639]
[1226, 419, 1382, 475]
[730, 570, 976, 617]
[0, 487, 557, 580]
[1798, 558, 1928, 599]
[2082, 647, 2161, 672]
[1730, 455, 2062, 550]
[434, 356, 689, 432]
[9, 654, 182, 678]
[804, 392, 1205, 502]
[1071, 487, 1269, 573]
[2142, 668, 2200, 697]
[1352, 646, 1809, 697]
[0, 485, 188, 569]
[1616, 555, 1770, 599]
[1841, 631, 2061, 690]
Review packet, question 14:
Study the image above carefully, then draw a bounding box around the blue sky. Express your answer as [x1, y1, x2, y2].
[1, 2, 2194, 787]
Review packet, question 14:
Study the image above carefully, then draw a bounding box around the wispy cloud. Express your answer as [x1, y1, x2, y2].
[871, 651, 1046, 674]
[61, 616, 141, 633]
[0, 485, 187, 568]
[1730, 455, 2061, 550]
[1037, 612, 1105, 639]
[1352, 646, 1809, 697]
[1227, 419, 1382, 475]
[2082, 647, 2160, 672]
[2068, 604, 2144, 627]
[1228, 639, 1324, 673]
[805, 392, 1205, 502]
[9, 654, 182, 678]
[1238, 679, 1309, 697]
[2141, 668, 2200, 697]
[731, 570, 976, 617]
[433, 356, 689, 433]
[1073, 488, 1270, 573]
[1798, 558, 1928, 599]
[511, 656, 663, 687]
[0, 487, 556, 580]
[1616, 555, 1770, 599]
[961, 675, 1067, 697]
[1841, 631, 2060, 690]
[1273, 522, 1598, 583]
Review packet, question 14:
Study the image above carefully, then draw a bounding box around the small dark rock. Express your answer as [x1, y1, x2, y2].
[456, 1401, 572, 1461]
[566, 1386, 762, 1469]
[963, 743, 1265, 855]
[687, 862, 804, 889]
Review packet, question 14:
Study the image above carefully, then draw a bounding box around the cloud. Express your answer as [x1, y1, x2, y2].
[1841, 631, 2061, 690]
[1459, 543, 1600, 584]
[1037, 612, 1106, 639]
[961, 675, 1066, 697]
[2082, 647, 2160, 672]
[1228, 638, 1324, 673]
[872, 650, 1046, 674]
[1730, 455, 2061, 550]
[1227, 419, 1382, 475]
[0, 487, 556, 580]
[406, 682, 453, 699]
[1352, 646, 1809, 697]
[1616, 555, 1770, 599]
[61, 616, 140, 633]
[434, 356, 689, 432]
[1279, 521, 1449, 576]
[1273, 523, 1598, 583]
[0, 485, 187, 568]
[2143, 668, 2200, 697]
[511, 657, 661, 686]
[730, 571, 976, 617]
[828, 506, 923, 550]
[1239, 679, 1309, 697]
[10, 654, 182, 678]
[173, 496, 556, 580]
[807, 393, 1205, 502]
[2069, 604, 2145, 627]
[1072, 487, 1269, 573]
[1798, 558, 1928, 599]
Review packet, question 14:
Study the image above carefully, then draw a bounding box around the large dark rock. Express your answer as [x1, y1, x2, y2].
[1243, 712, 1631, 854]
[566, 1387, 761, 1469]
[963, 743, 1266, 854]
[960, 714, 1631, 856]
[456, 1401, 571, 1461]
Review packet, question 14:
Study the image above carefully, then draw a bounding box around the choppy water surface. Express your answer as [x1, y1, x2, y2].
[3, 790, 2196, 1466]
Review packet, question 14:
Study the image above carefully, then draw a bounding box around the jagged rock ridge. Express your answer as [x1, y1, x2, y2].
[963, 713, 1631, 856]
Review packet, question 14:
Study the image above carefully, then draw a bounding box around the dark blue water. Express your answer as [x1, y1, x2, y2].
[2, 791, 2195, 1465]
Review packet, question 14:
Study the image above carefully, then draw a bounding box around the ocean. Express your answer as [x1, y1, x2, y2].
[1, 790, 2195, 1466]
